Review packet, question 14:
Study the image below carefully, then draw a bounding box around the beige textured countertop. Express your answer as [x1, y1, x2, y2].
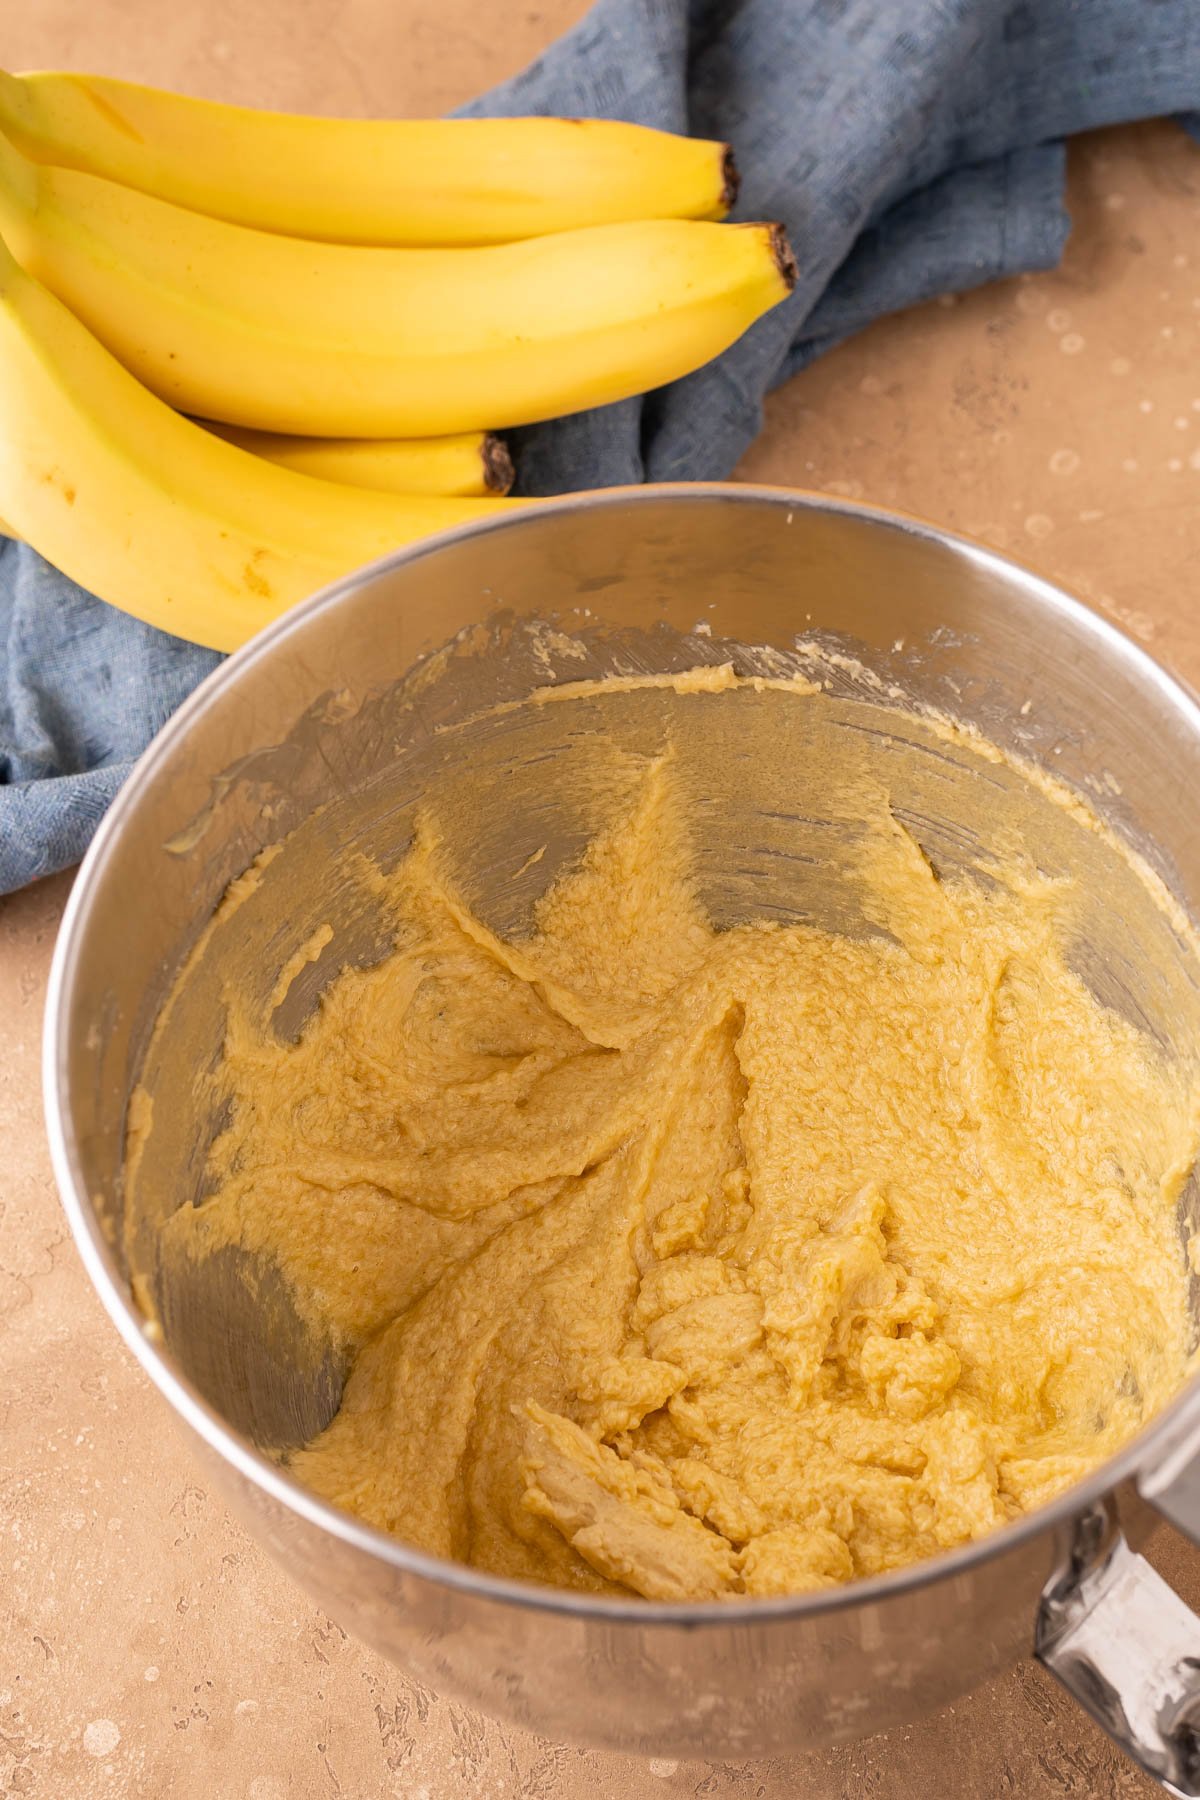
[4, 4, 1200, 1795]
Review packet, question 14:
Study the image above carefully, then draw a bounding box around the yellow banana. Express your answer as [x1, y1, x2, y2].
[0, 69, 736, 246]
[0, 236, 510, 653]
[202, 424, 514, 497]
[0, 134, 794, 436]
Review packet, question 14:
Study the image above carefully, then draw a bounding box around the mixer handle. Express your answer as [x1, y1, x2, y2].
[1037, 1497, 1200, 1796]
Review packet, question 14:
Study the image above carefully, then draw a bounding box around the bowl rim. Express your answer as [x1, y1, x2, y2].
[42, 480, 1200, 1626]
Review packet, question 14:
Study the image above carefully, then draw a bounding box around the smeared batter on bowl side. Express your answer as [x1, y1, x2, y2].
[136, 726, 1200, 1600]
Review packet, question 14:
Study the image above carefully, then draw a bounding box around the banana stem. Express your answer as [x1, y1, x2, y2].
[766, 222, 798, 293]
[720, 146, 740, 214]
[482, 433, 515, 496]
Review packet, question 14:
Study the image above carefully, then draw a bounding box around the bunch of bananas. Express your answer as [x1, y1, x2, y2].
[0, 70, 796, 651]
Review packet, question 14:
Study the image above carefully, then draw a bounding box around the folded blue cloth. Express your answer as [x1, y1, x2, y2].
[3, 0, 1198, 893]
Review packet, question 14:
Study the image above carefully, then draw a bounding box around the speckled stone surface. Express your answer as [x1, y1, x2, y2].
[3, 5, 1200, 1795]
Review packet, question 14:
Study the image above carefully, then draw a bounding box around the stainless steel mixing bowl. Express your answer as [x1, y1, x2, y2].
[44, 487, 1200, 1791]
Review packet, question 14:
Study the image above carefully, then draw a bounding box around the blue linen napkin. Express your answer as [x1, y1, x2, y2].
[3, 0, 1198, 893]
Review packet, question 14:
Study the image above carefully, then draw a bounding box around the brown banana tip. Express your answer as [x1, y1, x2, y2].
[720, 144, 740, 212]
[483, 432, 515, 496]
[767, 221, 797, 293]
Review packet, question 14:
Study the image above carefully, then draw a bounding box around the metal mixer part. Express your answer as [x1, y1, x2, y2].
[1038, 1502, 1200, 1797]
[41, 486, 1200, 1779]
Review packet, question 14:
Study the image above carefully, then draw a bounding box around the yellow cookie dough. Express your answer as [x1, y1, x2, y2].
[143, 751, 1198, 1602]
